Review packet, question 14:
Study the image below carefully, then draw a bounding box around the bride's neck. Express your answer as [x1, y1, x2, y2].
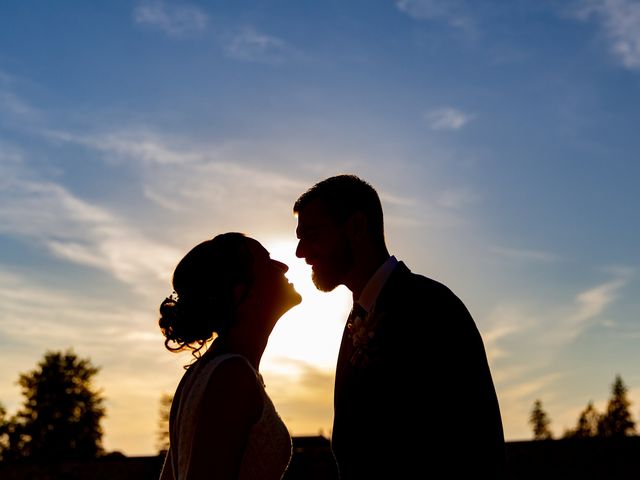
[211, 328, 268, 370]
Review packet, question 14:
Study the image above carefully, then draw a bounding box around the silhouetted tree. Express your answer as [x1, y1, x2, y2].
[564, 401, 600, 438]
[0, 401, 28, 463]
[597, 374, 635, 438]
[0, 402, 8, 461]
[7, 349, 106, 461]
[529, 399, 553, 440]
[157, 392, 173, 455]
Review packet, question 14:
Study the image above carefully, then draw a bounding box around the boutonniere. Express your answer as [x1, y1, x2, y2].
[347, 305, 381, 367]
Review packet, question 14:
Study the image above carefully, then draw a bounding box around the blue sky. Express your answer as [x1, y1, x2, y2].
[1, 0, 639, 455]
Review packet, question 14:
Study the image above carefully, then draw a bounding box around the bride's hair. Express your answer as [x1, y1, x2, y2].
[158, 232, 253, 358]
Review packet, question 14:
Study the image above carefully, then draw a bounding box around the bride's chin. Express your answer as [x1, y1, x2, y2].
[293, 291, 302, 305]
[283, 291, 302, 313]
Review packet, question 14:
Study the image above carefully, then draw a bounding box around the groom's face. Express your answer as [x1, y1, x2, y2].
[295, 199, 353, 292]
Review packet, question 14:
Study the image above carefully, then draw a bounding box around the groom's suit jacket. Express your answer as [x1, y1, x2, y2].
[332, 262, 506, 479]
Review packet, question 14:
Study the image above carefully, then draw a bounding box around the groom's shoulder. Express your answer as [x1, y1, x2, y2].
[390, 264, 477, 340]
[395, 262, 455, 296]
[393, 262, 470, 312]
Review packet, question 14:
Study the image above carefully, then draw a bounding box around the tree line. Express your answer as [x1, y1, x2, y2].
[529, 374, 636, 440]
[2, 349, 639, 464]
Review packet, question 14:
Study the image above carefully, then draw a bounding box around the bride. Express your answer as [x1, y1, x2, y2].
[158, 232, 302, 479]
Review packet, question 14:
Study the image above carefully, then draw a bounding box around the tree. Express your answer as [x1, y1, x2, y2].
[7, 349, 106, 461]
[0, 402, 8, 461]
[156, 393, 173, 455]
[597, 374, 635, 438]
[529, 399, 553, 440]
[0, 401, 28, 463]
[564, 401, 600, 438]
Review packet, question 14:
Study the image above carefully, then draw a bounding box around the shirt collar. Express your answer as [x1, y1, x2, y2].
[355, 255, 398, 313]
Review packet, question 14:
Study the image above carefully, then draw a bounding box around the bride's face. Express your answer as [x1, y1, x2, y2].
[245, 238, 302, 318]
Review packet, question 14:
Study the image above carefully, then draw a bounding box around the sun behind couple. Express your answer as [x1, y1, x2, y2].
[157, 174, 507, 480]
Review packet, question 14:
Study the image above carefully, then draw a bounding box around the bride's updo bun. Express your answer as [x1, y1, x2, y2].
[158, 232, 252, 356]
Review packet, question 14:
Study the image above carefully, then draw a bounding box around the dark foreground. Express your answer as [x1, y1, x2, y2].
[2, 436, 640, 479]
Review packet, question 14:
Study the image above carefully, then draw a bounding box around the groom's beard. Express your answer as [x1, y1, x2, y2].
[311, 244, 353, 292]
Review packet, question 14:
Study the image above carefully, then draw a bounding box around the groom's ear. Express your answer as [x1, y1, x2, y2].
[346, 211, 368, 241]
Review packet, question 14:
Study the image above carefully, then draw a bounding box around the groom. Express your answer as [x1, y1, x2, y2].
[294, 174, 506, 479]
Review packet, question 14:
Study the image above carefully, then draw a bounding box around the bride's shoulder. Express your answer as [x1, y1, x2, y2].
[201, 354, 262, 421]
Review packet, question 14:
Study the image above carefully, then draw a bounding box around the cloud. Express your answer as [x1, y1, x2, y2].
[573, 0, 640, 69]
[42, 127, 351, 261]
[482, 269, 630, 441]
[482, 303, 538, 363]
[437, 187, 479, 209]
[490, 246, 558, 263]
[45, 128, 204, 166]
[0, 74, 40, 124]
[395, 0, 473, 29]
[482, 266, 633, 373]
[491, 269, 632, 354]
[0, 158, 179, 296]
[46, 128, 309, 223]
[0, 270, 152, 348]
[133, 1, 208, 37]
[425, 107, 476, 131]
[569, 267, 633, 324]
[0, 91, 38, 119]
[224, 27, 292, 64]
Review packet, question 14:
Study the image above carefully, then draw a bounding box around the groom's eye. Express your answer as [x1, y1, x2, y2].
[304, 229, 320, 240]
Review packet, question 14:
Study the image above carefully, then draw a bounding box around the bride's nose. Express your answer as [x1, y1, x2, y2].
[273, 260, 289, 273]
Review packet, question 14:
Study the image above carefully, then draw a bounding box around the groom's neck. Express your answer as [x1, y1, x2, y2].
[346, 248, 390, 299]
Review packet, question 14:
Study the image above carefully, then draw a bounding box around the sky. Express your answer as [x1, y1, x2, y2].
[0, 0, 639, 456]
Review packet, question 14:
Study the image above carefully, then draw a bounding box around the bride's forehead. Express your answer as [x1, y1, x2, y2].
[244, 237, 270, 259]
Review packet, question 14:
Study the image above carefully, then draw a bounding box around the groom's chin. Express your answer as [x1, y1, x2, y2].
[311, 271, 339, 292]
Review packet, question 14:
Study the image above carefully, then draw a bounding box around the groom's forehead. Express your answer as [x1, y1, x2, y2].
[296, 202, 338, 234]
[298, 200, 334, 222]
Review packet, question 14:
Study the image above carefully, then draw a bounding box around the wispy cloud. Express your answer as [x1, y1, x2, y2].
[485, 267, 634, 393]
[483, 266, 632, 440]
[491, 245, 559, 263]
[437, 187, 479, 209]
[133, 1, 208, 37]
[0, 91, 38, 119]
[395, 0, 473, 30]
[573, 0, 640, 69]
[490, 268, 632, 354]
[425, 107, 476, 131]
[43, 127, 316, 242]
[482, 303, 538, 362]
[46, 128, 204, 166]
[224, 26, 292, 64]
[569, 267, 633, 324]
[0, 270, 150, 348]
[0, 74, 40, 123]
[0, 158, 179, 295]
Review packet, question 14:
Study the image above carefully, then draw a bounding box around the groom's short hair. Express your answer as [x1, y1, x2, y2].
[294, 174, 385, 244]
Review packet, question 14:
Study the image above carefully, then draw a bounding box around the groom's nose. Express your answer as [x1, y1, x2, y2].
[295, 240, 305, 259]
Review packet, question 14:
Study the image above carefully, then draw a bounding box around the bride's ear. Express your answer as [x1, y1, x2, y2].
[232, 283, 250, 306]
